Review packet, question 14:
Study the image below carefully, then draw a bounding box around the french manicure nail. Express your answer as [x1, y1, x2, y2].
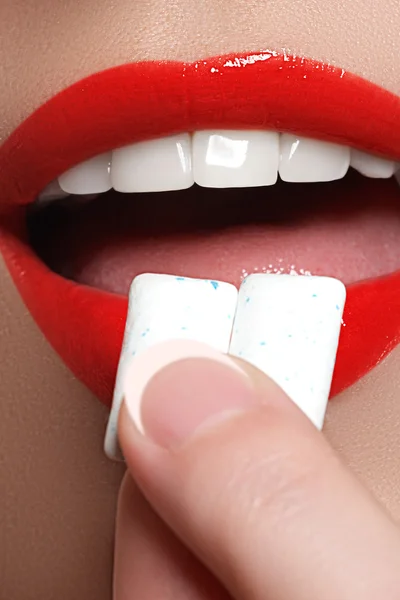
[123, 340, 259, 448]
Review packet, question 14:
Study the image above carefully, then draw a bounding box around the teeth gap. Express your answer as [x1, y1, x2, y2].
[35, 131, 400, 208]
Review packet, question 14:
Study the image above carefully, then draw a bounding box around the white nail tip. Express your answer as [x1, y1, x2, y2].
[279, 134, 350, 182]
[350, 149, 396, 178]
[229, 274, 346, 429]
[58, 152, 112, 194]
[193, 130, 279, 188]
[104, 274, 238, 460]
[119, 339, 241, 451]
[111, 134, 193, 193]
[105, 272, 348, 460]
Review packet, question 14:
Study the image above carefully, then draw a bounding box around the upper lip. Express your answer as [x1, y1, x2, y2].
[0, 50, 399, 405]
[0, 50, 400, 215]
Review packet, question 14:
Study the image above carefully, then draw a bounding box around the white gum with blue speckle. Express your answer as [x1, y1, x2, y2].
[105, 272, 346, 461]
[104, 273, 238, 460]
[229, 274, 346, 429]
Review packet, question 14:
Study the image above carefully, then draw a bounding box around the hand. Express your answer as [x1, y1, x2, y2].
[114, 340, 400, 599]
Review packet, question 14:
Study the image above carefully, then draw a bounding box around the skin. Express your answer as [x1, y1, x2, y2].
[116, 352, 400, 598]
[0, 0, 399, 597]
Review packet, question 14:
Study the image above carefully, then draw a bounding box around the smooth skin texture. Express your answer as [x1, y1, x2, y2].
[117, 347, 400, 598]
[0, 1, 399, 598]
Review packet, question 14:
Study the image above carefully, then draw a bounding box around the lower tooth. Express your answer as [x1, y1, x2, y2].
[395, 168, 400, 185]
[104, 274, 238, 460]
[229, 274, 346, 429]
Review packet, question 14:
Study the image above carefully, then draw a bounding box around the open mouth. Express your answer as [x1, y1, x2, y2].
[0, 51, 400, 405]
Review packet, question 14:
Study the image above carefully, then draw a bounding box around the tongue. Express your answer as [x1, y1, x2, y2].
[31, 172, 400, 294]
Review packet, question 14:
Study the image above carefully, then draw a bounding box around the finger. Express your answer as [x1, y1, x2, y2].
[118, 340, 400, 600]
[114, 472, 231, 600]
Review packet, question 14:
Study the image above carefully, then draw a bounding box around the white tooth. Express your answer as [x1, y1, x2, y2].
[37, 180, 70, 205]
[193, 130, 279, 188]
[229, 274, 346, 430]
[105, 274, 238, 460]
[58, 152, 112, 194]
[350, 149, 395, 178]
[279, 134, 350, 182]
[111, 134, 193, 193]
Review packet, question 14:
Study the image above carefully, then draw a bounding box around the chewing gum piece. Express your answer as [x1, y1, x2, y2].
[229, 274, 346, 429]
[104, 273, 238, 460]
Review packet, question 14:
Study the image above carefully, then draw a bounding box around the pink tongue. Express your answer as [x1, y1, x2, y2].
[33, 173, 400, 294]
[80, 217, 400, 292]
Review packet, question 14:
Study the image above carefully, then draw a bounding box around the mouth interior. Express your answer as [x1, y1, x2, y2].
[28, 170, 400, 294]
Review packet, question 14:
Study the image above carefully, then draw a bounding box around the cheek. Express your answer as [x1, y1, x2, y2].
[325, 344, 400, 522]
[0, 252, 124, 597]
[0, 254, 77, 391]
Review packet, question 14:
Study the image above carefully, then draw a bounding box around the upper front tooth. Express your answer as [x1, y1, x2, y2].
[192, 130, 279, 188]
[58, 152, 112, 194]
[350, 149, 396, 178]
[111, 134, 193, 193]
[279, 134, 350, 183]
[56, 131, 395, 198]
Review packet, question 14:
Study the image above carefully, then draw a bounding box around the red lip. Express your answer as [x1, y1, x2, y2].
[0, 51, 400, 405]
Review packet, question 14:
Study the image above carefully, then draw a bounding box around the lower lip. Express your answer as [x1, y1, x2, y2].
[1, 203, 400, 405]
[0, 52, 400, 405]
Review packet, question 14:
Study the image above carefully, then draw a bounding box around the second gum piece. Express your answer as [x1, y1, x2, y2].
[229, 274, 346, 429]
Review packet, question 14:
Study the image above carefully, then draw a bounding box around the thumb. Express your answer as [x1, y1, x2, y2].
[118, 340, 400, 600]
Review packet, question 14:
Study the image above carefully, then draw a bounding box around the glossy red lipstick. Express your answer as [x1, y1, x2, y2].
[0, 51, 399, 405]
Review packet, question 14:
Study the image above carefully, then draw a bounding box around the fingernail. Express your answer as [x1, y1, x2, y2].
[122, 340, 259, 448]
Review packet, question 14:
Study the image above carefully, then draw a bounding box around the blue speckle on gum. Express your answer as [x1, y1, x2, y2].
[210, 281, 219, 290]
